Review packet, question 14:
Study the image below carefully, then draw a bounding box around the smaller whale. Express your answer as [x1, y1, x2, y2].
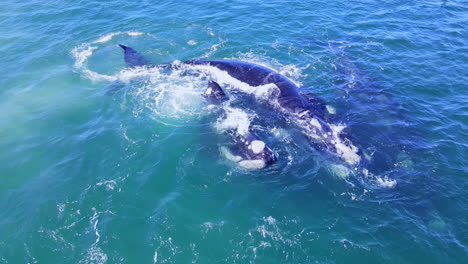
[204, 80, 277, 169]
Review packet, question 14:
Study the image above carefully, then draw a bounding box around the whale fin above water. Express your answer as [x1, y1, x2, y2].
[204, 81, 227, 104]
[118, 44, 150, 68]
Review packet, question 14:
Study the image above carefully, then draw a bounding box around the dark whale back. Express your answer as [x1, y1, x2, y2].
[188, 60, 322, 116]
[187, 60, 301, 98]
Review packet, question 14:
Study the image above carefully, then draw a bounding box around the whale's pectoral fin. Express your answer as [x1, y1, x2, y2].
[203, 81, 228, 104]
[118, 44, 150, 68]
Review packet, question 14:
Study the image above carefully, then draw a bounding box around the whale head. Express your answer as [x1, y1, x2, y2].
[221, 132, 277, 170]
[301, 113, 361, 165]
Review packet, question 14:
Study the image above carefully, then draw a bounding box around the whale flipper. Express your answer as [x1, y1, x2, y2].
[119, 44, 150, 68]
[204, 81, 227, 104]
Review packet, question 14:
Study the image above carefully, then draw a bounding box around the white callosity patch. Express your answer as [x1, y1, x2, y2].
[309, 118, 322, 129]
[220, 146, 243, 162]
[326, 105, 336, 115]
[250, 140, 266, 154]
[238, 159, 266, 170]
[221, 146, 267, 170]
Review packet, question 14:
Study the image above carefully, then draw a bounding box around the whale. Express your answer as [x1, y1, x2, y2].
[117, 44, 361, 167]
[204, 80, 277, 169]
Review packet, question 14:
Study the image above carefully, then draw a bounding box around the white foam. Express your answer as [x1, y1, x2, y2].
[330, 164, 351, 179]
[334, 140, 361, 165]
[79, 208, 108, 264]
[264, 216, 277, 225]
[80, 246, 107, 264]
[71, 31, 146, 82]
[215, 106, 252, 136]
[70, 43, 117, 81]
[125, 66, 207, 125]
[200, 38, 226, 58]
[329, 124, 361, 165]
[375, 177, 397, 188]
[95, 31, 144, 44]
[95, 180, 117, 191]
[117, 66, 162, 83]
[278, 64, 307, 86]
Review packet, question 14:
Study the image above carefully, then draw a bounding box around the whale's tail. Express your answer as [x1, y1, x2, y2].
[118, 44, 150, 68]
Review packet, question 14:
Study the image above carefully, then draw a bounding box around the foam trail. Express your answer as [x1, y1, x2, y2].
[71, 32, 147, 82]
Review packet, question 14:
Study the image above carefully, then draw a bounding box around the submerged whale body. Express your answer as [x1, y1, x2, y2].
[117, 44, 361, 168]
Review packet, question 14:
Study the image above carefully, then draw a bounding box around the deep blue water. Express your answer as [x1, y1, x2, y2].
[1, 0, 467, 263]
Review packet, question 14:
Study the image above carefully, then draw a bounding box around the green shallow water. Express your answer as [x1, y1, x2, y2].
[1, 0, 467, 263]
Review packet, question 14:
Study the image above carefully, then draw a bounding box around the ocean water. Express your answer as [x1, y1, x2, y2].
[1, 0, 467, 263]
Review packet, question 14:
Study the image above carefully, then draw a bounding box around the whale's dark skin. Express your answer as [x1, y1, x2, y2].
[118, 44, 149, 68]
[118, 44, 361, 165]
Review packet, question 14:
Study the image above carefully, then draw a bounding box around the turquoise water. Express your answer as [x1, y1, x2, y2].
[1, 0, 467, 263]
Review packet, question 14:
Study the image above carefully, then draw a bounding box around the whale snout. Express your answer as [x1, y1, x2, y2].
[247, 139, 277, 166]
[257, 145, 277, 166]
[221, 137, 278, 170]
